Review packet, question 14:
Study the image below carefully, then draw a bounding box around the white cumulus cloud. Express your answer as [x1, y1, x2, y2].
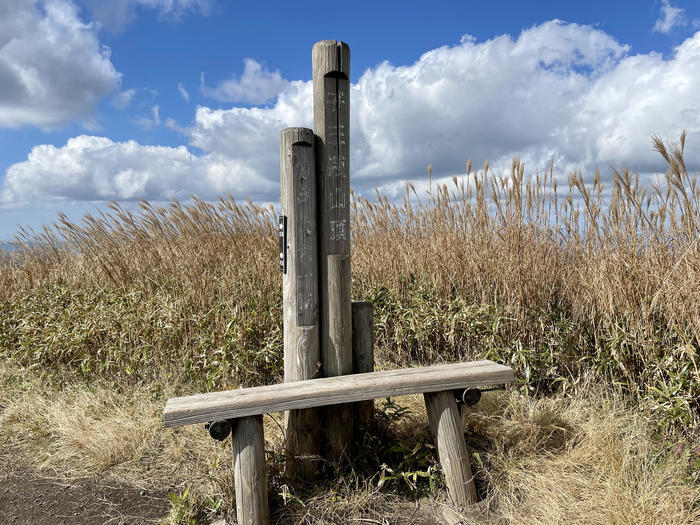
[0, 135, 274, 206]
[350, 20, 630, 184]
[3, 21, 700, 211]
[0, 0, 121, 129]
[201, 59, 291, 104]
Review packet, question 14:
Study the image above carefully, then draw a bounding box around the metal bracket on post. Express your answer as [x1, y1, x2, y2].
[205, 420, 234, 441]
[278, 215, 287, 274]
[455, 388, 481, 408]
[454, 385, 506, 408]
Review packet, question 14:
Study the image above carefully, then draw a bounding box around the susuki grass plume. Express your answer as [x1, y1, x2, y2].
[0, 133, 699, 524]
[0, 134, 698, 429]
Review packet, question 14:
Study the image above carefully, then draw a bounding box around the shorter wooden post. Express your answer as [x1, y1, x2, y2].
[424, 391, 478, 506]
[280, 127, 320, 481]
[352, 301, 374, 429]
[232, 416, 270, 525]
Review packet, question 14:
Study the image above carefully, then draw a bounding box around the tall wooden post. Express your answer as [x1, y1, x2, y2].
[313, 40, 353, 462]
[280, 127, 320, 480]
[352, 301, 374, 429]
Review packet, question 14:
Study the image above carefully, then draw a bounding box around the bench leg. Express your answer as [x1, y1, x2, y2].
[232, 415, 270, 525]
[424, 390, 478, 506]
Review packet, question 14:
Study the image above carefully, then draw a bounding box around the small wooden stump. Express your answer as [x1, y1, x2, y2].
[232, 416, 269, 525]
[424, 390, 478, 506]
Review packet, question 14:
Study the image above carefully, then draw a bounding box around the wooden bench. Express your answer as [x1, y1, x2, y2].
[163, 359, 514, 525]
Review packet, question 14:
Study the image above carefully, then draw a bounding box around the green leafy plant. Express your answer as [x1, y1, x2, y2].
[165, 487, 222, 525]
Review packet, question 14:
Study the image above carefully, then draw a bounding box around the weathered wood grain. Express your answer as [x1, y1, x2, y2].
[324, 254, 352, 377]
[313, 39, 353, 462]
[280, 127, 320, 480]
[322, 254, 353, 460]
[280, 127, 318, 332]
[424, 391, 478, 506]
[352, 301, 374, 428]
[163, 360, 514, 427]
[313, 40, 350, 259]
[313, 40, 352, 377]
[232, 415, 269, 525]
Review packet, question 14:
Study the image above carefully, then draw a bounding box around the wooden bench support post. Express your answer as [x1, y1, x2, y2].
[232, 415, 270, 525]
[424, 390, 478, 506]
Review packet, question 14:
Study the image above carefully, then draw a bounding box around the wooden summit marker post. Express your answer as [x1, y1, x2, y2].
[313, 40, 353, 462]
[280, 127, 321, 480]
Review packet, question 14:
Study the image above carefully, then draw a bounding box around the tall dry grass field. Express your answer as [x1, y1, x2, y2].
[0, 133, 698, 523]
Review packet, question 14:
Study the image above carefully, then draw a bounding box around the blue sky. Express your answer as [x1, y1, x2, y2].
[1, 0, 699, 240]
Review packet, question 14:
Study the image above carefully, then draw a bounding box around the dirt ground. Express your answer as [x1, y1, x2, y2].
[0, 462, 464, 525]
[0, 435, 472, 525]
[0, 459, 170, 525]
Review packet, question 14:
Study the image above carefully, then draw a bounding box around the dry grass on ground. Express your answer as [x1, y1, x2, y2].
[1, 361, 697, 524]
[1, 133, 699, 523]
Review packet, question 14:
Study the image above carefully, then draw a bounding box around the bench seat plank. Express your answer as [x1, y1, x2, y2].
[164, 360, 513, 428]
